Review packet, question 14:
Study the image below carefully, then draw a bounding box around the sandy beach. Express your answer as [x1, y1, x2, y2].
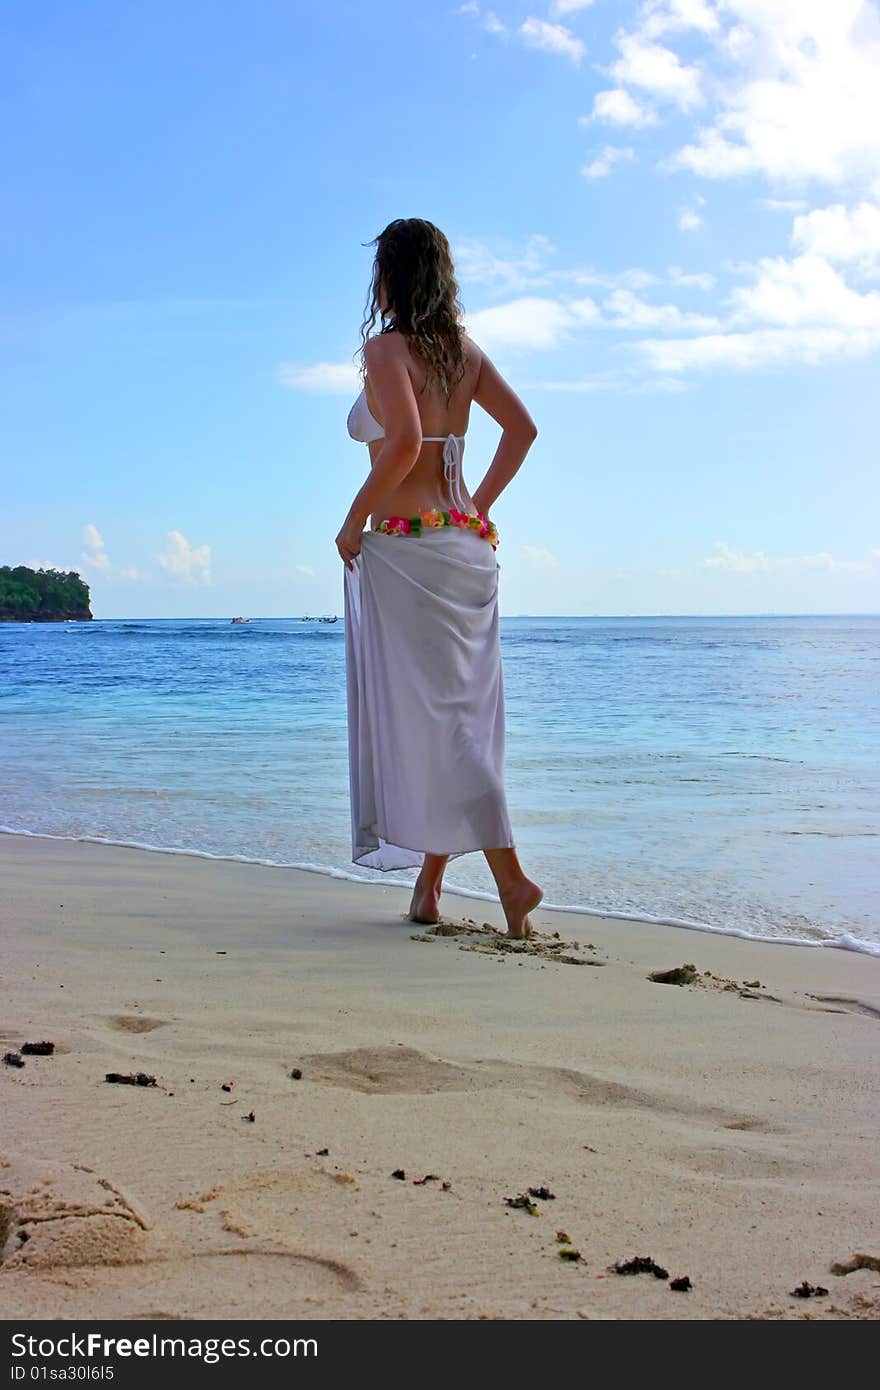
[1, 830, 878, 1321]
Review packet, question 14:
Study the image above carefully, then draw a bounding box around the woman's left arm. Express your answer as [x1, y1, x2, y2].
[335, 336, 422, 569]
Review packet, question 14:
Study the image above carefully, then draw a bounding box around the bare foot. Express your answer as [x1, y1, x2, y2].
[408, 884, 441, 925]
[500, 879, 543, 939]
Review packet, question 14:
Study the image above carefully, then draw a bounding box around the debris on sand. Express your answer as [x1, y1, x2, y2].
[242, 1111, 255, 1123]
[556, 1230, 572, 1244]
[505, 1193, 540, 1216]
[413, 1174, 439, 1186]
[649, 964, 698, 986]
[528, 1186, 556, 1201]
[391, 1169, 406, 1181]
[316, 1147, 329, 1156]
[105, 1071, 156, 1087]
[650, 965, 775, 1001]
[221, 1081, 234, 1092]
[829, 1252, 880, 1276]
[21, 1041, 55, 1056]
[417, 919, 603, 968]
[3, 1052, 25, 1068]
[558, 1247, 583, 1262]
[670, 1275, 693, 1291]
[290, 1068, 303, 1080]
[612, 1256, 669, 1279]
[790, 1281, 828, 1298]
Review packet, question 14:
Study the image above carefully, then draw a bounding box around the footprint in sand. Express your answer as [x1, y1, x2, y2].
[106, 1016, 167, 1034]
[300, 1044, 754, 1132]
[0, 1154, 151, 1271]
[806, 995, 880, 1021]
[0, 1155, 360, 1318]
[174, 1166, 362, 1242]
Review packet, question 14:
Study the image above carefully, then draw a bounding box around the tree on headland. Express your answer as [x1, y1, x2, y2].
[0, 565, 93, 621]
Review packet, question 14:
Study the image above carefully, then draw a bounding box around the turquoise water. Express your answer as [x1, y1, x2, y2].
[2, 614, 878, 955]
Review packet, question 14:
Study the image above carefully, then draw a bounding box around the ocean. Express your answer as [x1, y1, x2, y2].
[2, 614, 878, 956]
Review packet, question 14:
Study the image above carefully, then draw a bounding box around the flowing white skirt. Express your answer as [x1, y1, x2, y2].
[343, 526, 515, 870]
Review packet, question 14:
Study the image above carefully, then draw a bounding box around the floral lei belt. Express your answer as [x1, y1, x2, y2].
[374, 507, 499, 549]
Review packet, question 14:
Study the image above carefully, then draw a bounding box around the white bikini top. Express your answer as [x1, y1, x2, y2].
[347, 385, 470, 513]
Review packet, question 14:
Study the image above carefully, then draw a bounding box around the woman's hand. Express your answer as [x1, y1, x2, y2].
[335, 508, 367, 571]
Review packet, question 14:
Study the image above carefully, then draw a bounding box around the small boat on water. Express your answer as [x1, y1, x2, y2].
[231, 616, 250, 625]
[319, 615, 338, 624]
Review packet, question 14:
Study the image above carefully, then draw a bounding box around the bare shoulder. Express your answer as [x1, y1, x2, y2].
[364, 330, 406, 364]
[461, 330, 483, 374]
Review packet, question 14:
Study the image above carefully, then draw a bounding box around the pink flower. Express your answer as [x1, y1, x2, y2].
[449, 508, 466, 526]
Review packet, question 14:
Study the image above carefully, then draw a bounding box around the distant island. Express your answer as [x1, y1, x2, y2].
[0, 565, 93, 622]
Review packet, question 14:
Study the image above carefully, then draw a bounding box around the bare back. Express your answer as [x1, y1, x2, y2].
[363, 332, 482, 527]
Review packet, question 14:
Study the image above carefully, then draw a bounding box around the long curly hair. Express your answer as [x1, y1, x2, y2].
[356, 219, 467, 398]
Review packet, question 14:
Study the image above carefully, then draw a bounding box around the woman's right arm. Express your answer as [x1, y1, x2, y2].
[469, 345, 538, 517]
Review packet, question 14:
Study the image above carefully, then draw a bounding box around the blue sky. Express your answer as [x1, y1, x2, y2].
[3, 0, 879, 617]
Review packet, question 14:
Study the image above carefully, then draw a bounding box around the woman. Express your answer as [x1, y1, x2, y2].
[336, 218, 543, 939]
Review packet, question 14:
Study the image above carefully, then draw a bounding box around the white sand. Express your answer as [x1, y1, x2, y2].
[1, 831, 878, 1320]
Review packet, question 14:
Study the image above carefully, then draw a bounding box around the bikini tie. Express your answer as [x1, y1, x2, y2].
[442, 434, 466, 513]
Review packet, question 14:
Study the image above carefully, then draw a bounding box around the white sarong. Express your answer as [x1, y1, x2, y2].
[343, 526, 515, 871]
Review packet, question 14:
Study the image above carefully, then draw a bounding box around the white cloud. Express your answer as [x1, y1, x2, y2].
[453, 234, 669, 296]
[80, 550, 110, 572]
[29, 559, 65, 572]
[581, 144, 634, 178]
[521, 544, 560, 571]
[453, 2, 479, 13]
[670, 2, 880, 191]
[668, 265, 715, 290]
[454, 233, 557, 290]
[611, 32, 703, 110]
[791, 202, 880, 271]
[761, 198, 809, 212]
[157, 530, 211, 583]
[527, 371, 689, 394]
[294, 564, 315, 576]
[80, 523, 109, 573]
[678, 205, 703, 231]
[640, 0, 720, 40]
[571, 266, 661, 290]
[518, 17, 586, 63]
[483, 10, 505, 34]
[631, 233, 880, 375]
[453, 234, 711, 308]
[702, 541, 877, 575]
[728, 253, 880, 328]
[586, 88, 658, 127]
[463, 296, 579, 350]
[604, 288, 719, 331]
[635, 325, 880, 373]
[549, 0, 597, 15]
[279, 361, 360, 392]
[116, 567, 141, 581]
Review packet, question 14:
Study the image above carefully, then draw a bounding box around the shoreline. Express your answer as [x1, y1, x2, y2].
[2, 830, 879, 1320]
[3, 826, 877, 958]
